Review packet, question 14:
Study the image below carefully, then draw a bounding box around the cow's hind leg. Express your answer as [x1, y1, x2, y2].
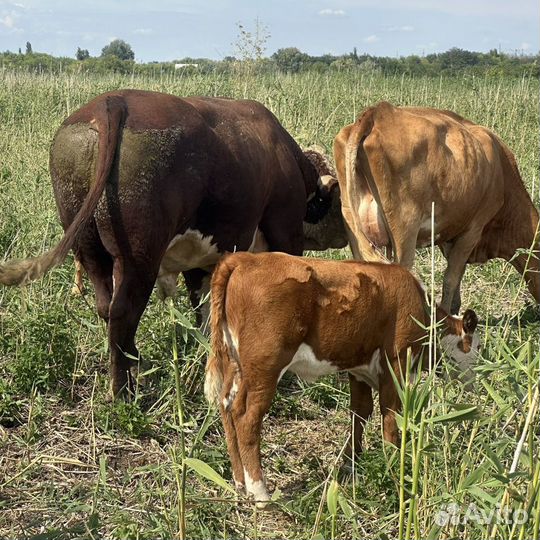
[441, 228, 482, 313]
[392, 224, 420, 269]
[75, 223, 114, 322]
[108, 258, 159, 397]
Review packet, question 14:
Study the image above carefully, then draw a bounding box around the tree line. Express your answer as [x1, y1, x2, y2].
[1, 39, 537, 78]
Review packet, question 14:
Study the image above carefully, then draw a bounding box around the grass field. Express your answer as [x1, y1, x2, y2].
[0, 70, 539, 539]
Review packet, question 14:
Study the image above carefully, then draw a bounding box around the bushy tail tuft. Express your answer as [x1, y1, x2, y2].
[204, 254, 238, 407]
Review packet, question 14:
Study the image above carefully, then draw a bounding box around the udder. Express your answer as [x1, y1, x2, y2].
[358, 195, 389, 248]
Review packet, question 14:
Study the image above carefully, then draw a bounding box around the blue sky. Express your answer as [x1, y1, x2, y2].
[0, 0, 538, 62]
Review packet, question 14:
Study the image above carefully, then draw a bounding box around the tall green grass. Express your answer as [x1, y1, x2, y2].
[0, 70, 538, 539]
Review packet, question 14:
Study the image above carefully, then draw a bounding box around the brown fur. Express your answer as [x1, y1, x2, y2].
[0, 95, 126, 286]
[334, 101, 540, 313]
[206, 251, 478, 505]
[1, 90, 334, 397]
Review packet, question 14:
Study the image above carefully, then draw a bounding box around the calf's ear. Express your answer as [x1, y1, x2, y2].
[462, 309, 478, 334]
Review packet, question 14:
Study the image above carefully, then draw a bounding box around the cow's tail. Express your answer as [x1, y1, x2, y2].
[0, 95, 127, 286]
[345, 102, 393, 262]
[204, 254, 240, 408]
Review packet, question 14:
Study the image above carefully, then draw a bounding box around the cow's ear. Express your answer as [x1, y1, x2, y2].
[462, 309, 478, 334]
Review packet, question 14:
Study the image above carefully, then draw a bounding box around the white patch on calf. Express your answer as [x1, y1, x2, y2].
[221, 323, 241, 411]
[222, 378, 239, 411]
[348, 349, 382, 390]
[156, 229, 220, 299]
[440, 331, 479, 386]
[244, 468, 270, 507]
[280, 343, 338, 383]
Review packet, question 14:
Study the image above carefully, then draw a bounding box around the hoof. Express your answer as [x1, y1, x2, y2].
[255, 499, 274, 511]
[71, 284, 84, 296]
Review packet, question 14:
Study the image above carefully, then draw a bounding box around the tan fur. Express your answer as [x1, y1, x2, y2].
[209, 251, 478, 504]
[204, 256, 238, 406]
[71, 258, 85, 295]
[334, 101, 540, 312]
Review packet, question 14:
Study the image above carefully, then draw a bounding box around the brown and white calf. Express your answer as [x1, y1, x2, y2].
[205, 251, 479, 506]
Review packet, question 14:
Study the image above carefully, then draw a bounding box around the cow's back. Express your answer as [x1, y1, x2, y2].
[359, 103, 505, 244]
[49, 90, 319, 260]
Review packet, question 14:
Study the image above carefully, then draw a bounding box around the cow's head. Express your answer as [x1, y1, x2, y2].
[439, 308, 479, 387]
[302, 147, 348, 251]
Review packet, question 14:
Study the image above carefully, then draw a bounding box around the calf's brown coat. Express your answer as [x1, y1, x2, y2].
[205, 251, 478, 506]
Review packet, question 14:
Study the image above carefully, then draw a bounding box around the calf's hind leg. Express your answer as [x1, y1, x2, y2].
[347, 376, 374, 457]
[219, 367, 246, 492]
[229, 378, 278, 508]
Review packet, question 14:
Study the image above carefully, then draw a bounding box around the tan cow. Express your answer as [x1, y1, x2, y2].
[205, 251, 478, 507]
[334, 102, 540, 314]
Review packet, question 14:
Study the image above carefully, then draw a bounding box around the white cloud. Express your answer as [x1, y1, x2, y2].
[0, 14, 14, 27]
[363, 34, 380, 43]
[318, 8, 346, 16]
[520, 42, 530, 50]
[388, 25, 415, 32]
[133, 28, 153, 35]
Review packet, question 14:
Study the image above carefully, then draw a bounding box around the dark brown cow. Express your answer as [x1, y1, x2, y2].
[334, 102, 540, 314]
[0, 89, 339, 396]
[205, 251, 479, 507]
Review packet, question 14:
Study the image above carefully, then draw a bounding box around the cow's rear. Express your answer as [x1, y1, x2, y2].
[334, 101, 540, 314]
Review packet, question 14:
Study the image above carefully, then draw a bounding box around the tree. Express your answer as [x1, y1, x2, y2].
[76, 47, 90, 61]
[101, 39, 134, 61]
[25, 41, 32, 54]
[272, 47, 309, 73]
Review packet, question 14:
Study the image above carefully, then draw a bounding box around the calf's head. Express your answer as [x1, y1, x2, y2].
[438, 308, 480, 386]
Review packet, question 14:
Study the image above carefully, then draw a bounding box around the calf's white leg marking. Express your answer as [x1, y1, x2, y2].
[244, 468, 270, 507]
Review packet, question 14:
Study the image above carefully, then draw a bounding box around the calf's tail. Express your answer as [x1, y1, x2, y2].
[204, 254, 239, 407]
[0, 95, 127, 286]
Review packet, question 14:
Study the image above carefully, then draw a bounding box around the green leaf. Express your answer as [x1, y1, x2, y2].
[326, 479, 339, 517]
[184, 457, 235, 494]
[338, 493, 353, 519]
[467, 485, 499, 506]
[481, 380, 508, 410]
[427, 405, 479, 424]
